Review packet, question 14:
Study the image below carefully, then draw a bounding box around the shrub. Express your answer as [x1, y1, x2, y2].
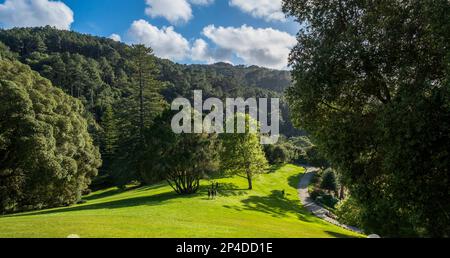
[320, 169, 338, 193]
[335, 197, 363, 228]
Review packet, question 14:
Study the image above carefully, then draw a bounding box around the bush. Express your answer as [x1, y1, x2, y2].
[320, 169, 337, 193]
[264, 138, 299, 165]
[311, 188, 339, 209]
[335, 197, 363, 228]
[310, 189, 325, 200]
[317, 195, 339, 209]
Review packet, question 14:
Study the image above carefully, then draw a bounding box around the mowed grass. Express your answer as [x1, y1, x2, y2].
[0, 165, 363, 238]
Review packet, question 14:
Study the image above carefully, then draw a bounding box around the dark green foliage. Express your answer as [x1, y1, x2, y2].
[98, 104, 118, 181]
[283, 0, 450, 237]
[163, 132, 219, 195]
[0, 42, 17, 60]
[315, 195, 339, 210]
[335, 197, 363, 229]
[101, 105, 118, 158]
[127, 45, 166, 142]
[303, 147, 329, 168]
[110, 45, 167, 186]
[287, 136, 328, 167]
[0, 59, 101, 213]
[320, 169, 338, 193]
[0, 27, 295, 128]
[265, 145, 290, 164]
[264, 138, 298, 165]
[310, 189, 339, 210]
[140, 110, 220, 194]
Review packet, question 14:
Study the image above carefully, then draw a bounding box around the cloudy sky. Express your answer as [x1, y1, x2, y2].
[0, 0, 300, 69]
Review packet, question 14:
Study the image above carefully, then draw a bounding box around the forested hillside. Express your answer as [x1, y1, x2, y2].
[0, 27, 291, 102]
[0, 27, 297, 133]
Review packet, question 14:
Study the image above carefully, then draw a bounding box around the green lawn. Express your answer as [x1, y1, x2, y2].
[0, 164, 363, 238]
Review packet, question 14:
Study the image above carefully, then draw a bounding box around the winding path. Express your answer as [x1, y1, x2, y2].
[298, 166, 363, 234]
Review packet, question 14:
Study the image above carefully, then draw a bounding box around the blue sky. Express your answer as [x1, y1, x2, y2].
[0, 0, 301, 69]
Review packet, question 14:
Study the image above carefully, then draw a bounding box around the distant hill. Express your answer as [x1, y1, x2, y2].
[0, 26, 299, 136]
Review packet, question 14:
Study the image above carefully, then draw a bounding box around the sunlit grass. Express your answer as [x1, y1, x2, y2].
[0, 164, 363, 238]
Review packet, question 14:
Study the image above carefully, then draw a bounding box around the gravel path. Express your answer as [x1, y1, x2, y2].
[298, 166, 363, 234]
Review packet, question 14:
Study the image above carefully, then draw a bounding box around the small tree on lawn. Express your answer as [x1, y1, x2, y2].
[142, 110, 220, 194]
[220, 114, 269, 190]
[164, 132, 219, 194]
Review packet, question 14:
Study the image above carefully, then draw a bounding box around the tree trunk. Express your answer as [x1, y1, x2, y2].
[339, 186, 345, 200]
[246, 170, 253, 190]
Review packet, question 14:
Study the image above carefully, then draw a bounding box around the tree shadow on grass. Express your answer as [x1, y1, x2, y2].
[83, 188, 127, 201]
[84, 183, 167, 202]
[288, 174, 301, 190]
[223, 190, 315, 222]
[4, 189, 190, 218]
[324, 231, 359, 238]
[197, 183, 249, 200]
[268, 164, 284, 174]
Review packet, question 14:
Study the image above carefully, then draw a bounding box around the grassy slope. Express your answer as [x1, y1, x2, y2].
[0, 165, 363, 238]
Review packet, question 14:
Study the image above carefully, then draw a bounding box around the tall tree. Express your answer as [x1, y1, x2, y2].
[100, 105, 118, 171]
[111, 45, 166, 185]
[128, 44, 165, 144]
[221, 114, 269, 190]
[283, 0, 450, 237]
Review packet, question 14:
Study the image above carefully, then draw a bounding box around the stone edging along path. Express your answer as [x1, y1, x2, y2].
[297, 166, 364, 234]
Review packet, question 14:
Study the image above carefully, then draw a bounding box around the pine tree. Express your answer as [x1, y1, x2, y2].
[128, 44, 165, 145]
[111, 45, 166, 185]
[101, 105, 118, 159]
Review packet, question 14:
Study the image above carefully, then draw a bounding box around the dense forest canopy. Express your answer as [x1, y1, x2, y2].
[0, 27, 298, 135]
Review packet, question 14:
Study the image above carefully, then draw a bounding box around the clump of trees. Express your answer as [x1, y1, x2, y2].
[264, 144, 291, 165]
[283, 0, 450, 237]
[0, 57, 101, 213]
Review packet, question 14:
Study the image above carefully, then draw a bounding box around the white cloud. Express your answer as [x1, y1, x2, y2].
[229, 0, 285, 22]
[145, 0, 192, 24]
[202, 25, 296, 70]
[191, 39, 233, 64]
[191, 39, 212, 62]
[145, 0, 214, 25]
[126, 20, 296, 69]
[109, 34, 122, 42]
[190, 0, 215, 5]
[0, 0, 74, 30]
[128, 20, 190, 61]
